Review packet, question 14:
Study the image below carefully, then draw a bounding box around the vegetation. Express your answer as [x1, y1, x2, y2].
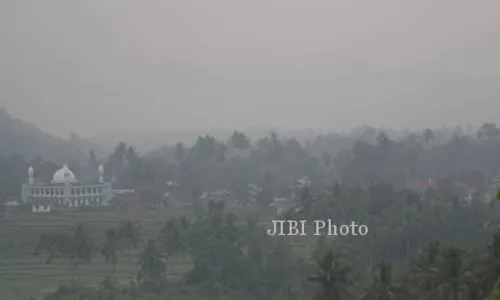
[2, 121, 500, 299]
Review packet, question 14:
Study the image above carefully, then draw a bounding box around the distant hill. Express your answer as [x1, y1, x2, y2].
[0, 108, 107, 163]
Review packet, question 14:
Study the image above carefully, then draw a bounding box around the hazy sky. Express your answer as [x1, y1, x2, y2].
[1, 0, 500, 138]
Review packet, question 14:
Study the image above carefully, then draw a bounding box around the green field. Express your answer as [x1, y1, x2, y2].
[0, 210, 193, 299]
[0, 255, 192, 299]
[0, 210, 311, 299]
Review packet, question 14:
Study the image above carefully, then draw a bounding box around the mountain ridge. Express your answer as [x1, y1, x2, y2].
[0, 108, 107, 163]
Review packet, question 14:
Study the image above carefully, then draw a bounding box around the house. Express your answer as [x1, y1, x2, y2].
[109, 189, 140, 211]
[165, 181, 183, 206]
[406, 178, 438, 192]
[200, 189, 231, 202]
[491, 174, 500, 188]
[451, 182, 478, 203]
[296, 177, 312, 188]
[134, 182, 169, 209]
[248, 184, 262, 202]
[270, 197, 299, 216]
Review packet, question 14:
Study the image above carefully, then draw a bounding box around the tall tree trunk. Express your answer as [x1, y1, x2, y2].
[405, 236, 411, 263]
[416, 233, 420, 253]
[451, 284, 458, 300]
[332, 285, 343, 300]
[369, 234, 375, 269]
[72, 263, 82, 287]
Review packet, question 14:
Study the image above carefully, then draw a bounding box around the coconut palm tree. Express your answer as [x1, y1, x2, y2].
[158, 218, 188, 256]
[470, 231, 500, 299]
[158, 217, 189, 275]
[174, 142, 187, 162]
[477, 123, 500, 140]
[100, 228, 120, 275]
[420, 247, 471, 300]
[118, 220, 142, 259]
[307, 249, 352, 300]
[137, 239, 166, 283]
[361, 262, 407, 300]
[229, 131, 251, 150]
[111, 142, 127, 174]
[34, 232, 75, 282]
[422, 128, 435, 146]
[242, 216, 269, 268]
[412, 241, 441, 291]
[376, 132, 390, 148]
[37, 224, 96, 284]
[70, 224, 96, 282]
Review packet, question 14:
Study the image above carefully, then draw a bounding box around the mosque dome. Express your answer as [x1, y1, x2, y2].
[51, 164, 77, 184]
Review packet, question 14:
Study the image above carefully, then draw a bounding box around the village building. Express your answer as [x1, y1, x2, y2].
[165, 181, 184, 206]
[296, 177, 312, 188]
[247, 184, 262, 204]
[491, 174, 500, 188]
[270, 197, 299, 216]
[200, 189, 231, 202]
[109, 189, 140, 212]
[406, 178, 438, 192]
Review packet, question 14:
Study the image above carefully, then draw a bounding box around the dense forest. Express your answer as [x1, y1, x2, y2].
[2, 115, 500, 299]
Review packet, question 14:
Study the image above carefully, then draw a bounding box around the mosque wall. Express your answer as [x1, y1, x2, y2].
[21, 182, 113, 208]
[21, 164, 113, 210]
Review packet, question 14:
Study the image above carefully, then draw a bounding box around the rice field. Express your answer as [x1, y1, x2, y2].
[0, 255, 192, 299]
[0, 209, 311, 299]
[0, 209, 192, 299]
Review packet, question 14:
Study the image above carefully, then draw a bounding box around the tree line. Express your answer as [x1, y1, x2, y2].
[2, 123, 500, 203]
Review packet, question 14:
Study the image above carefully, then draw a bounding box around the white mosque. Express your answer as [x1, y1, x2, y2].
[21, 164, 113, 212]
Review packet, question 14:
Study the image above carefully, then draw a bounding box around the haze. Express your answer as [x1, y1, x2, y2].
[1, 0, 500, 138]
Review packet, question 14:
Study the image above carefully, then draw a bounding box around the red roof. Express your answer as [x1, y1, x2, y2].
[407, 179, 438, 190]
